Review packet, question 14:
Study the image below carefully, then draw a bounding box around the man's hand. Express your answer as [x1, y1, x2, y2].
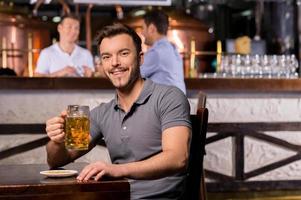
[83, 65, 93, 77]
[77, 161, 121, 181]
[46, 111, 67, 144]
[55, 66, 78, 77]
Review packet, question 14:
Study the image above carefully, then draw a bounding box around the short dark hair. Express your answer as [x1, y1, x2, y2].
[143, 10, 169, 35]
[0, 68, 17, 76]
[60, 14, 81, 24]
[96, 23, 142, 56]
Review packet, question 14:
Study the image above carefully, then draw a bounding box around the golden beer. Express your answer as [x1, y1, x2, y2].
[65, 105, 90, 150]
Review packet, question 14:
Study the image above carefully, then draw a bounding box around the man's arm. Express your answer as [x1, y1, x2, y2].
[34, 66, 78, 77]
[119, 125, 191, 179]
[46, 140, 75, 169]
[77, 125, 190, 181]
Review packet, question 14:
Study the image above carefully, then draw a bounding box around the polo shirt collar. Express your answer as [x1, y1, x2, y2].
[136, 78, 154, 105]
[152, 37, 168, 49]
[113, 78, 154, 110]
[54, 43, 78, 56]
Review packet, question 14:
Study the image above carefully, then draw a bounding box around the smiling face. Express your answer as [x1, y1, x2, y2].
[99, 33, 143, 91]
[58, 17, 80, 44]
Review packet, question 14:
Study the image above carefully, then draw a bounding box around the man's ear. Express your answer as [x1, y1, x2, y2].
[57, 24, 62, 33]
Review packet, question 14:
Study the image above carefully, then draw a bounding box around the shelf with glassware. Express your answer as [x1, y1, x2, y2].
[184, 49, 299, 80]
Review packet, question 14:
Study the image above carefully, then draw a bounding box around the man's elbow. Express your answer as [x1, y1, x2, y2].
[47, 157, 58, 169]
[175, 154, 189, 172]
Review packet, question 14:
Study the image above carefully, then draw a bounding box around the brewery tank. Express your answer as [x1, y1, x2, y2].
[0, 13, 53, 76]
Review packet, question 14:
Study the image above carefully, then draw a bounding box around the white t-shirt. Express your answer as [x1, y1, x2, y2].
[35, 43, 94, 76]
[30, 0, 51, 4]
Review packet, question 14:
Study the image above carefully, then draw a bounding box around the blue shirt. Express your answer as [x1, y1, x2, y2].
[140, 38, 186, 94]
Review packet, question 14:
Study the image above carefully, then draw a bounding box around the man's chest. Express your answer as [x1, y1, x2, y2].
[101, 106, 163, 162]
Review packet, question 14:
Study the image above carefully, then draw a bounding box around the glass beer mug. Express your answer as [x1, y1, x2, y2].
[65, 105, 90, 150]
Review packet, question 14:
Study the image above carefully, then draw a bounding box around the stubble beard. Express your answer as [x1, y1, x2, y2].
[144, 39, 151, 46]
[106, 58, 141, 92]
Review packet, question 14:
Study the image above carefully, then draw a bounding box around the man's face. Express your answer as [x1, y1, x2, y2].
[58, 18, 80, 43]
[99, 34, 143, 90]
[141, 21, 152, 46]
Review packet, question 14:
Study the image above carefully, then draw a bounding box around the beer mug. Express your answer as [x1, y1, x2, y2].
[65, 105, 90, 150]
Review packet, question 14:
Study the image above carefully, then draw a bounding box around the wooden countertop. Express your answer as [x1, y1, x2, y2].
[1, 77, 301, 92]
[0, 163, 130, 200]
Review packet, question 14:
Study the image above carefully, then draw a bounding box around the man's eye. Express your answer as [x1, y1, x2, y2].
[121, 51, 129, 57]
[102, 56, 110, 60]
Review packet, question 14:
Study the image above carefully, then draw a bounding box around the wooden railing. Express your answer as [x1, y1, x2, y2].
[0, 124, 47, 160]
[2, 122, 301, 193]
[206, 122, 301, 192]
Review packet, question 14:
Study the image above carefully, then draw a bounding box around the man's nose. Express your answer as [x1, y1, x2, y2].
[111, 55, 120, 66]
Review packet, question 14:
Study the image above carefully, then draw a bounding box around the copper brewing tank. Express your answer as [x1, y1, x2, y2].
[120, 9, 215, 77]
[0, 13, 52, 76]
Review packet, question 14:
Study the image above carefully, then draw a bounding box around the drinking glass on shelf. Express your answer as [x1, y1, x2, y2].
[251, 54, 261, 77]
[218, 53, 299, 78]
[287, 54, 299, 78]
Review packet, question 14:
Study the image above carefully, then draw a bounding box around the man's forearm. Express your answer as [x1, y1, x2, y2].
[46, 140, 73, 169]
[115, 150, 188, 180]
[115, 127, 190, 180]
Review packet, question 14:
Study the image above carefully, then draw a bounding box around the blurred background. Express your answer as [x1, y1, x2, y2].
[0, 0, 299, 77]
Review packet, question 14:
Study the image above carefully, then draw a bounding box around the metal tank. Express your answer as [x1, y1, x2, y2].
[0, 13, 52, 76]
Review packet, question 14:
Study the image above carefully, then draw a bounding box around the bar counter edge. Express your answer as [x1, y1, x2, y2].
[1, 77, 301, 92]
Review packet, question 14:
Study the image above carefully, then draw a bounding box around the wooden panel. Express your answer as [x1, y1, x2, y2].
[2, 77, 301, 92]
[0, 164, 130, 200]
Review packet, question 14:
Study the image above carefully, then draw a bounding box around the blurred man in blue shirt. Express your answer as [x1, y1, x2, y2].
[141, 10, 186, 94]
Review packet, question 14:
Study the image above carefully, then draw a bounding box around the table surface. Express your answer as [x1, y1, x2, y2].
[0, 163, 130, 199]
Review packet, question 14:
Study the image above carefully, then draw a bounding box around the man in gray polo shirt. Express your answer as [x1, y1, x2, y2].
[45, 23, 191, 200]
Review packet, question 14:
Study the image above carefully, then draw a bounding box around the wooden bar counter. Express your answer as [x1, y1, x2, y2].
[0, 77, 301, 92]
[0, 163, 130, 200]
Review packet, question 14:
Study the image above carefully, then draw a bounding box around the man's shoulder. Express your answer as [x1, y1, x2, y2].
[41, 44, 57, 54]
[154, 38, 172, 47]
[151, 38, 175, 53]
[152, 81, 185, 97]
[93, 99, 115, 112]
[75, 45, 92, 55]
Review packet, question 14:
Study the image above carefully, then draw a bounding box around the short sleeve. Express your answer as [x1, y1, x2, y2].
[159, 87, 191, 132]
[35, 49, 50, 74]
[85, 50, 95, 71]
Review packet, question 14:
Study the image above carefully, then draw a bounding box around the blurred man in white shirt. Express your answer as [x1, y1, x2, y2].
[35, 14, 94, 77]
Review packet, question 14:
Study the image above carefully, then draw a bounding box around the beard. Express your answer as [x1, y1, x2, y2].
[144, 38, 152, 46]
[105, 58, 141, 92]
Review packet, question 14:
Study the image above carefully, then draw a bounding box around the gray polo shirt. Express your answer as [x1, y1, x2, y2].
[90, 79, 191, 199]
